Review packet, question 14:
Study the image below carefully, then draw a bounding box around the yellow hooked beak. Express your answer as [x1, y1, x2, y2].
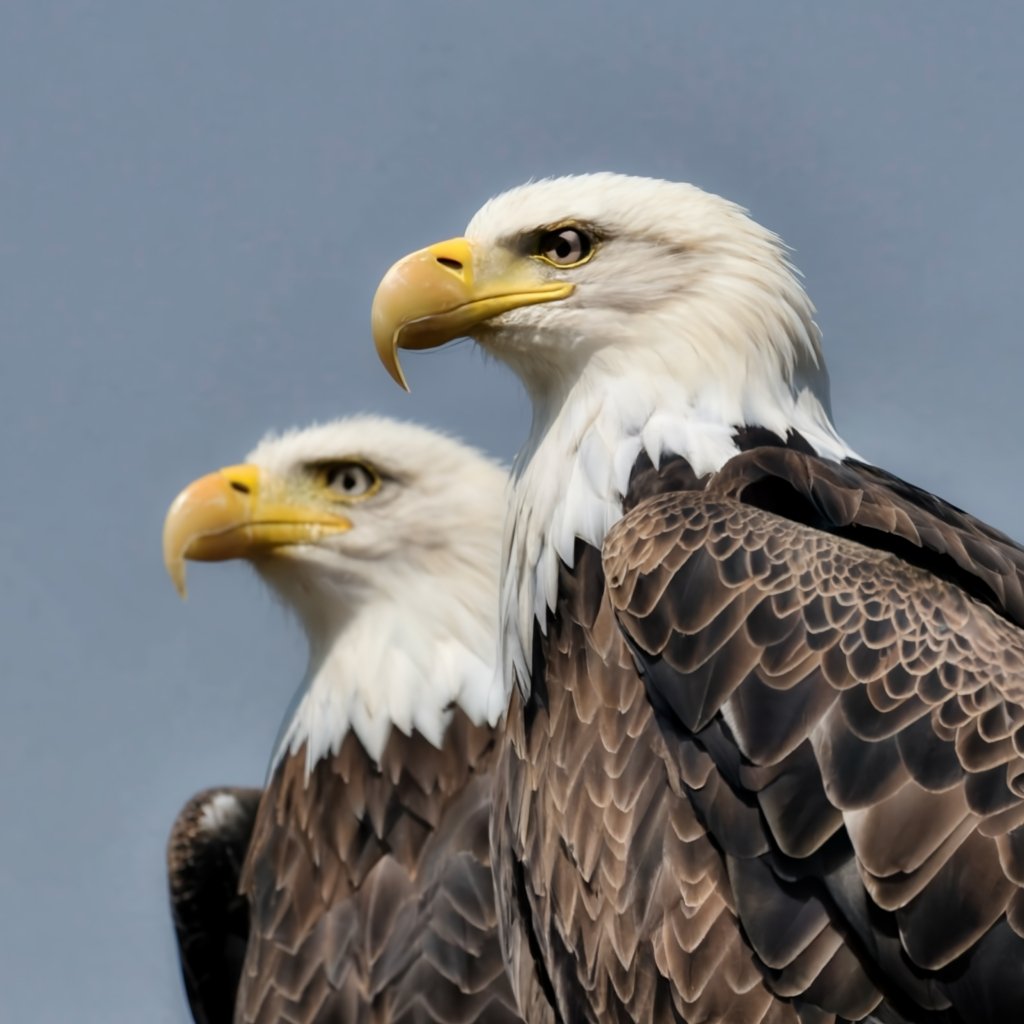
[371, 237, 573, 390]
[162, 464, 352, 599]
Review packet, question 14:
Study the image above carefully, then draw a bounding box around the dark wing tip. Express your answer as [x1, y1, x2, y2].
[167, 786, 262, 1024]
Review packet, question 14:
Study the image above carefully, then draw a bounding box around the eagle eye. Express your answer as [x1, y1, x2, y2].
[535, 226, 594, 268]
[319, 461, 380, 500]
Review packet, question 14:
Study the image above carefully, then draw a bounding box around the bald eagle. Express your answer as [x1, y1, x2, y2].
[372, 175, 1024, 1023]
[163, 416, 521, 1024]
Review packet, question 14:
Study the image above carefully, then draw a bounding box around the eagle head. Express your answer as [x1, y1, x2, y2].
[372, 173, 831, 423]
[162, 416, 508, 762]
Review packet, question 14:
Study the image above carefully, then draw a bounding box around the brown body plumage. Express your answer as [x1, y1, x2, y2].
[494, 446, 1024, 1023]
[237, 712, 519, 1024]
[169, 716, 521, 1024]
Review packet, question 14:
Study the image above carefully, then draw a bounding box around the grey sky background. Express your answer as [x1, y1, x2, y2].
[2, 2, 1023, 1019]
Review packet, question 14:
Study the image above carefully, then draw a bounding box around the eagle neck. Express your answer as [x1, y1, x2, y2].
[501, 342, 855, 697]
[270, 576, 499, 778]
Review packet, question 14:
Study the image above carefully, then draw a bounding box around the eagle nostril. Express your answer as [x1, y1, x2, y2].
[436, 257, 463, 272]
[229, 481, 250, 494]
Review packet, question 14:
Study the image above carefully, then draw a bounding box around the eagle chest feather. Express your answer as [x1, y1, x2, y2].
[495, 540, 811, 1024]
[237, 713, 521, 1024]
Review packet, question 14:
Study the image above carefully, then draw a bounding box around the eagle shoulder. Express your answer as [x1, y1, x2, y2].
[603, 448, 1024, 1020]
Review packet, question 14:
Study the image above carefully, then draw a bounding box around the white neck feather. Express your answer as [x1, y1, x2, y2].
[498, 317, 857, 697]
[271, 572, 499, 776]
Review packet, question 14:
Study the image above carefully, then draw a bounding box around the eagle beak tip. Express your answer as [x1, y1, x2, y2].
[378, 335, 412, 392]
[166, 557, 188, 600]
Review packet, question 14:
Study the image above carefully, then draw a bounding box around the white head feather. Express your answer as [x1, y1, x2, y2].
[237, 416, 506, 772]
[459, 174, 857, 690]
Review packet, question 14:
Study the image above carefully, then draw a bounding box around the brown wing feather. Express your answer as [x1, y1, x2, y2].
[713, 449, 1024, 628]
[168, 786, 262, 1024]
[492, 542, 848, 1024]
[236, 713, 521, 1024]
[603, 453, 1024, 1021]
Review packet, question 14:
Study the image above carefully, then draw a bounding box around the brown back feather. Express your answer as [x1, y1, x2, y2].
[599, 448, 1024, 1020]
